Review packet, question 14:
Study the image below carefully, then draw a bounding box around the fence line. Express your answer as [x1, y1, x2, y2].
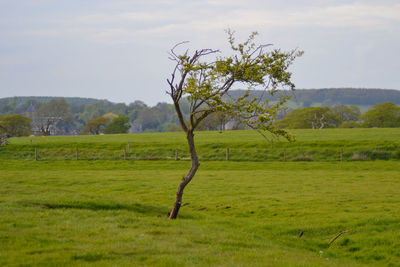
[1, 146, 395, 162]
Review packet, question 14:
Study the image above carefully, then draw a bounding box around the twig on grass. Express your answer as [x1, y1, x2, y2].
[329, 230, 349, 245]
[298, 230, 304, 238]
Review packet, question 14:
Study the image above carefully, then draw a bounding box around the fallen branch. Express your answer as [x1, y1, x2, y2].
[329, 230, 349, 245]
[298, 230, 304, 238]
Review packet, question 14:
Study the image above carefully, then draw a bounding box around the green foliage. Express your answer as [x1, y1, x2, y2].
[2, 90, 400, 136]
[0, 160, 400, 266]
[36, 98, 71, 119]
[33, 98, 73, 136]
[0, 114, 31, 137]
[332, 104, 360, 122]
[361, 102, 400, 128]
[197, 112, 229, 131]
[277, 107, 340, 129]
[104, 116, 130, 134]
[81, 116, 109, 135]
[168, 30, 303, 141]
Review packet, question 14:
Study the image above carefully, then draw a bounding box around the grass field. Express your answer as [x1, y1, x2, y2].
[2, 128, 400, 161]
[1, 129, 400, 266]
[1, 161, 400, 266]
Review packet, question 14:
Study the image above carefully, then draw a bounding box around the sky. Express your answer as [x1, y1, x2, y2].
[0, 0, 399, 105]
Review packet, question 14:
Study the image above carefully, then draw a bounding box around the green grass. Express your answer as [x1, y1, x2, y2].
[1, 160, 400, 266]
[2, 128, 400, 161]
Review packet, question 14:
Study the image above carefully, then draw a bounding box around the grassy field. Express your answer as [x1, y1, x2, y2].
[2, 128, 400, 161]
[1, 160, 400, 266]
[1, 129, 400, 266]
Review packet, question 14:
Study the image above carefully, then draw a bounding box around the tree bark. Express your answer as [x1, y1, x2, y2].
[168, 130, 199, 219]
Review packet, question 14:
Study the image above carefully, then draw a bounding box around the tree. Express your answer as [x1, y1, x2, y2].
[104, 116, 130, 134]
[332, 105, 360, 123]
[276, 107, 340, 129]
[197, 111, 230, 131]
[134, 107, 163, 131]
[361, 102, 400, 128]
[33, 98, 72, 135]
[81, 116, 109, 135]
[0, 114, 32, 137]
[166, 30, 303, 219]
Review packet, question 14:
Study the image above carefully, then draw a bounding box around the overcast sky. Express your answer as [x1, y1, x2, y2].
[0, 0, 399, 105]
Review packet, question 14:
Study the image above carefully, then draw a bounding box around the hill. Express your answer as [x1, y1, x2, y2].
[0, 96, 104, 107]
[227, 88, 400, 110]
[2, 88, 400, 110]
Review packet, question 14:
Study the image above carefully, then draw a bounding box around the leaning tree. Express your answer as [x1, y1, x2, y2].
[166, 30, 303, 219]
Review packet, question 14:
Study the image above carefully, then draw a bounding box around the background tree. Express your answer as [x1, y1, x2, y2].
[0, 114, 32, 137]
[133, 107, 163, 131]
[81, 116, 109, 135]
[332, 105, 360, 122]
[361, 102, 400, 128]
[276, 107, 340, 129]
[166, 30, 303, 219]
[34, 98, 72, 135]
[197, 111, 230, 131]
[104, 116, 130, 134]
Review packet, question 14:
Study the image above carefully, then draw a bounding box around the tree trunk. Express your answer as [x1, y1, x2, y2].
[168, 130, 199, 219]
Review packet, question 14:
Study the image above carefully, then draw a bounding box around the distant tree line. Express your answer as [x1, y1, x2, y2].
[276, 102, 400, 129]
[227, 88, 400, 106]
[0, 97, 182, 135]
[1, 90, 400, 137]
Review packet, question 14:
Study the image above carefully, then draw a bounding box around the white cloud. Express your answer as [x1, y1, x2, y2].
[23, 2, 398, 45]
[2, 0, 399, 103]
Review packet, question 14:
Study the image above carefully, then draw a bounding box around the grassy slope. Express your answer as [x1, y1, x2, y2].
[1, 160, 399, 266]
[2, 128, 400, 161]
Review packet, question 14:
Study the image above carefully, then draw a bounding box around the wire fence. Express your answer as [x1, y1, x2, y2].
[2, 146, 399, 162]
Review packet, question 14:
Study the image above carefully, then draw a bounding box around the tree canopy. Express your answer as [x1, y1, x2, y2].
[104, 116, 130, 134]
[81, 116, 109, 135]
[362, 102, 400, 128]
[0, 114, 32, 137]
[33, 98, 73, 135]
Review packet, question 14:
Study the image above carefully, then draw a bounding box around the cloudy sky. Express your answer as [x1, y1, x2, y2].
[0, 0, 399, 105]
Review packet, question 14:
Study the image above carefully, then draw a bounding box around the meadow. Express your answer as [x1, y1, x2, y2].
[0, 129, 400, 266]
[2, 128, 400, 161]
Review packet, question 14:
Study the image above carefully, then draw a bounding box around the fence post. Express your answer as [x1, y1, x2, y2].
[340, 149, 343, 162]
[175, 149, 178, 161]
[76, 147, 79, 160]
[124, 147, 127, 160]
[283, 149, 286, 162]
[35, 148, 38, 161]
[128, 142, 130, 151]
[226, 148, 230, 161]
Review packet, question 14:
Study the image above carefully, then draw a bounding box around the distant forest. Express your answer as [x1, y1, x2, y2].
[228, 88, 400, 108]
[1, 88, 399, 134]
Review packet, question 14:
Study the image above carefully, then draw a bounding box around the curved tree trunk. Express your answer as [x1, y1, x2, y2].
[168, 130, 199, 219]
